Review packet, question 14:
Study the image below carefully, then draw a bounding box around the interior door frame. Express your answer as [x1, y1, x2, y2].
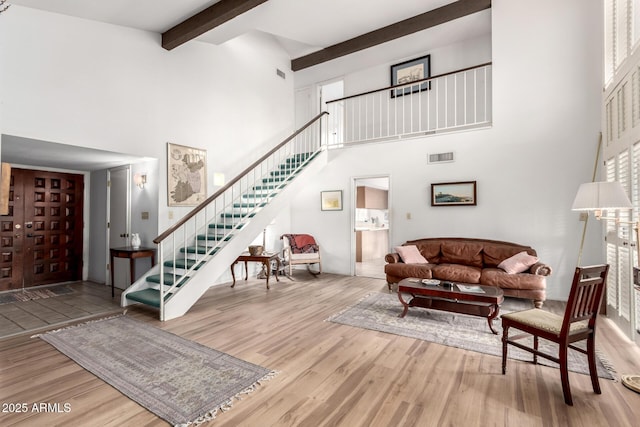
[106, 165, 131, 287]
[350, 174, 391, 277]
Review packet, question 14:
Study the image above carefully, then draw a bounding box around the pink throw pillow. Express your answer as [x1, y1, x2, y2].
[498, 251, 539, 274]
[395, 245, 429, 264]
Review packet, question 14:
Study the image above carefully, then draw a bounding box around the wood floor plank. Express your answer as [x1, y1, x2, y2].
[0, 272, 639, 426]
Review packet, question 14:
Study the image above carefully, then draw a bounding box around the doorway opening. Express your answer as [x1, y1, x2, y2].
[107, 165, 131, 291]
[354, 176, 390, 279]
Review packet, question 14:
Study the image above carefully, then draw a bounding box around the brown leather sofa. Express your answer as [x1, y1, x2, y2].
[384, 237, 552, 308]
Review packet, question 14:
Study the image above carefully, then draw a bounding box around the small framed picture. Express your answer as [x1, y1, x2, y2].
[431, 181, 477, 206]
[390, 54, 431, 98]
[321, 190, 343, 211]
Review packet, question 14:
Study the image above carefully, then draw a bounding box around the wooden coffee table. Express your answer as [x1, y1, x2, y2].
[397, 278, 504, 334]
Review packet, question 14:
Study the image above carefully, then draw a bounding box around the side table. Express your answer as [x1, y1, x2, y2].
[110, 246, 156, 298]
[231, 252, 280, 289]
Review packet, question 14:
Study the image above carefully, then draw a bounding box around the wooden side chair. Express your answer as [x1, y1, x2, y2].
[501, 264, 609, 405]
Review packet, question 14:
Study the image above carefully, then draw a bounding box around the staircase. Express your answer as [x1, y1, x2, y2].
[121, 112, 328, 320]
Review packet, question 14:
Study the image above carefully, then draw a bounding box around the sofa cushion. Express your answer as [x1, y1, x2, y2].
[395, 245, 428, 264]
[481, 268, 546, 290]
[406, 239, 442, 264]
[432, 264, 482, 283]
[440, 241, 483, 268]
[498, 251, 539, 274]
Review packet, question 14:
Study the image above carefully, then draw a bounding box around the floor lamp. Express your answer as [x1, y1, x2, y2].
[571, 181, 640, 393]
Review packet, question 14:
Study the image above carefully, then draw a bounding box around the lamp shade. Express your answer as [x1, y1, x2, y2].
[571, 181, 633, 211]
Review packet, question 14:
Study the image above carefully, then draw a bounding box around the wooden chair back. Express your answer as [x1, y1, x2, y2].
[561, 265, 609, 335]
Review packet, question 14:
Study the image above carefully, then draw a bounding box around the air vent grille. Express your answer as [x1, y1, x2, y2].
[428, 152, 455, 163]
[276, 69, 286, 79]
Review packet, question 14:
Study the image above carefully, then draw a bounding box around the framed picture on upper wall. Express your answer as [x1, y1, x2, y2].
[167, 143, 207, 207]
[431, 181, 477, 206]
[390, 54, 431, 98]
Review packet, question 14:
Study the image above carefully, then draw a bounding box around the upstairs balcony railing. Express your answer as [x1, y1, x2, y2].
[324, 62, 492, 147]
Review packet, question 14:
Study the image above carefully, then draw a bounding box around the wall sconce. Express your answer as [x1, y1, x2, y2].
[213, 172, 225, 187]
[134, 173, 147, 189]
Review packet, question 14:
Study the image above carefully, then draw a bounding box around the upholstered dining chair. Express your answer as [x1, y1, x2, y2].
[281, 234, 322, 276]
[501, 264, 609, 406]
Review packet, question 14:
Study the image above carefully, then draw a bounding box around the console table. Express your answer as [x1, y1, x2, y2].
[110, 246, 156, 297]
[231, 252, 280, 289]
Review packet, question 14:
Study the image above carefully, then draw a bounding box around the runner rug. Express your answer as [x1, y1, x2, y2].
[39, 315, 276, 426]
[327, 292, 615, 380]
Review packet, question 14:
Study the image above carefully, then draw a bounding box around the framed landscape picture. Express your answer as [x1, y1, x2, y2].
[390, 54, 431, 98]
[431, 181, 477, 206]
[167, 143, 207, 207]
[321, 190, 343, 211]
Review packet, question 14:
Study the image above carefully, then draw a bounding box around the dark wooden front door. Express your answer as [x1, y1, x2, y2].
[0, 168, 84, 291]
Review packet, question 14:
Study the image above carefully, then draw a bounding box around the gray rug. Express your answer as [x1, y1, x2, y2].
[0, 285, 74, 304]
[328, 292, 615, 380]
[39, 315, 275, 426]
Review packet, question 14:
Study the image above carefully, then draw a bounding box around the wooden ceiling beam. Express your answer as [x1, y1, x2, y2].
[162, 0, 270, 51]
[291, 0, 491, 71]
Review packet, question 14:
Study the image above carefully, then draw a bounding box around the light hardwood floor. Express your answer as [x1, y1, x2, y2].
[1, 272, 639, 426]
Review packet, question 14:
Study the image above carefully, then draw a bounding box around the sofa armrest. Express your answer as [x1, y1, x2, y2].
[529, 262, 552, 276]
[385, 253, 402, 264]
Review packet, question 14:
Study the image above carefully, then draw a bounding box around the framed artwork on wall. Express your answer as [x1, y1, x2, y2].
[167, 143, 207, 207]
[390, 54, 431, 98]
[321, 190, 343, 211]
[431, 181, 477, 206]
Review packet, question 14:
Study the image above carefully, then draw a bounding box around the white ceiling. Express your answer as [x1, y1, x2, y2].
[2, 135, 149, 172]
[9, 0, 469, 57]
[2, 0, 490, 171]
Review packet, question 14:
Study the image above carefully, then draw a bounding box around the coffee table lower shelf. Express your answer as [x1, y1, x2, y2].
[397, 279, 504, 335]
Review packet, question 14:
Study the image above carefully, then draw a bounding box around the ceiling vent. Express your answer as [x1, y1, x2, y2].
[428, 152, 455, 164]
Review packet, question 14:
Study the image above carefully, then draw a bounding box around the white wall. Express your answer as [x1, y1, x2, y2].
[0, 7, 295, 234]
[290, 0, 603, 300]
[342, 34, 492, 98]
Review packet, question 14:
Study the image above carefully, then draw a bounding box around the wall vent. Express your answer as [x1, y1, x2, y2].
[276, 69, 286, 79]
[428, 152, 455, 164]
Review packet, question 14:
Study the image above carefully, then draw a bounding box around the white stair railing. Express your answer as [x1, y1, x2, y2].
[324, 62, 492, 147]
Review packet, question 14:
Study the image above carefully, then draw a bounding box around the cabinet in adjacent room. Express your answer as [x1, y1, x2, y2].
[355, 229, 389, 262]
[356, 186, 388, 209]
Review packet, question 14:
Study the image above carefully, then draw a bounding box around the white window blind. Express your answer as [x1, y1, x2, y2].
[607, 157, 619, 309]
[618, 84, 628, 137]
[619, 150, 632, 322]
[617, 0, 630, 69]
[606, 0, 616, 83]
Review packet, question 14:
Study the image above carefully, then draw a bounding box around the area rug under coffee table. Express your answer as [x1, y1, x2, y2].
[39, 315, 275, 426]
[327, 292, 615, 380]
